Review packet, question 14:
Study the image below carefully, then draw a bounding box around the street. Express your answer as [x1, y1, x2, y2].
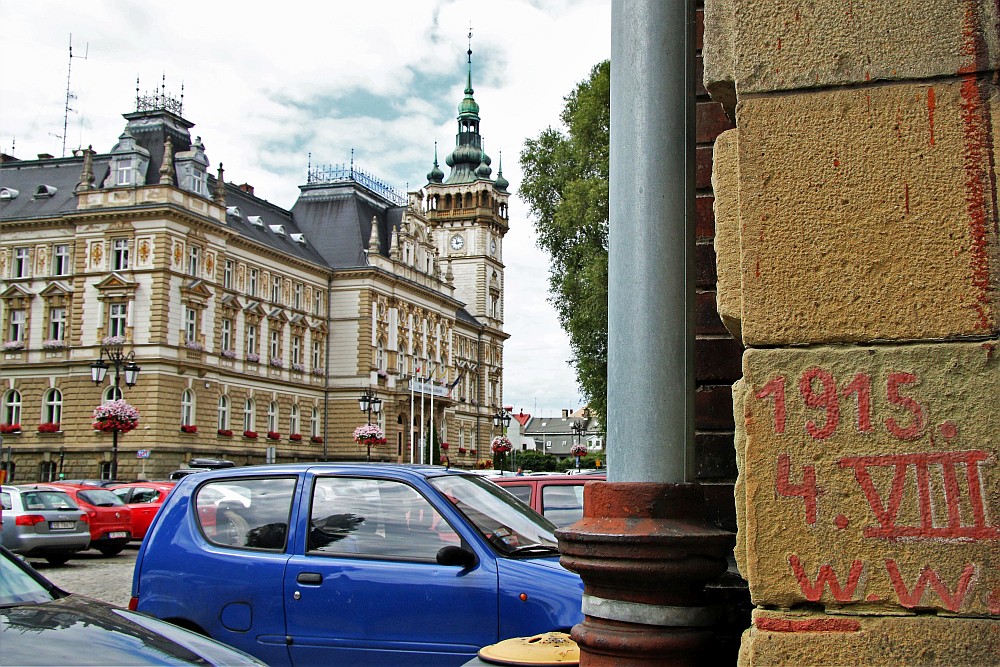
[26, 544, 138, 608]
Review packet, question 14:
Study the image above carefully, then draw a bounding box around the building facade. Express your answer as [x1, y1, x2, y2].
[0, 56, 508, 481]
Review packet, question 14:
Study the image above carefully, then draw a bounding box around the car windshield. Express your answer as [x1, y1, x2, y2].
[77, 489, 125, 507]
[21, 490, 78, 511]
[0, 551, 55, 606]
[429, 474, 560, 558]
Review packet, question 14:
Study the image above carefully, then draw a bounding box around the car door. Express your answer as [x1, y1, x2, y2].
[284, 473, 498, 666]
[113, 486, 160, 539]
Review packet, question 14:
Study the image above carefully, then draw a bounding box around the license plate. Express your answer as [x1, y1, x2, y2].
[50, 522, 75, 530]
[108, 531, 129, 539]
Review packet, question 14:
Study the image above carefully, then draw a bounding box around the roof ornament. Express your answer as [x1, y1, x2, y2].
[213, 162, 226, 205]
[74, 145, 95, 193]
[389, 226, 400, 260]
[158, 136, 175, 186]
[368, 215, 380, 257]
[494, 151, 509, 192]
[427, 141, 444, 183]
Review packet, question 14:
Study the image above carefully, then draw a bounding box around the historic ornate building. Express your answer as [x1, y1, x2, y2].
[0, 54, 508, 481]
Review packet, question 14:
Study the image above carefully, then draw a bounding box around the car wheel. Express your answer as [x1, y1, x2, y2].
[44, 555, 70, 566]
[219, 510, 249, 546]
[99, 545, 125, 557]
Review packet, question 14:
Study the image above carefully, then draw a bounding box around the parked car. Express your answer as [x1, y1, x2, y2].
[0, 544, 267, 666]
[0, 486, 90, 565]
[493, 473, 606, 528]
[132, 463, 584, 666]
[108, 482, 176, 541]
[33, 484, 132, 556]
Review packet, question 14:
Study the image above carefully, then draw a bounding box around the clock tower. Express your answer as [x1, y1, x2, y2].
[425, 45, 510, 331]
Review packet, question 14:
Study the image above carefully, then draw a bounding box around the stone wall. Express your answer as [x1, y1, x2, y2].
[705, 0, 999, 663]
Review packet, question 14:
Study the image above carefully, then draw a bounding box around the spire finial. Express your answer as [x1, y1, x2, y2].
[466, 24, 474, 94]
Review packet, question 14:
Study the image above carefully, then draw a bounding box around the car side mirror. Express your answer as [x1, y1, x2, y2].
[436, 544, 476, 568]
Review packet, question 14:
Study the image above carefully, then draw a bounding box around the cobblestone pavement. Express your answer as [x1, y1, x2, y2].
[25, 544, 138, 608]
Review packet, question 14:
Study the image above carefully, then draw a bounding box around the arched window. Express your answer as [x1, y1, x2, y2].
[103, 385, 123, 403]
[218, 395, 230, 431]
[289, 404, 300, 436]
[43, 389, 62, 425]
[181, 390, 195, 426]
[268, 401, 279, 433]
[243, 398, 256, 433]
[3, 390, 22, 427]
[310, 407, 320, 438]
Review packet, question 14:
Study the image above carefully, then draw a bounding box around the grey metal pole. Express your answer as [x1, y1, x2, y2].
[607, 0, 693, 483]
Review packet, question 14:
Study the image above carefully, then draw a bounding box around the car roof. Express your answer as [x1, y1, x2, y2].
[171, 462, 472, 484]
[493, 473, 606, 483]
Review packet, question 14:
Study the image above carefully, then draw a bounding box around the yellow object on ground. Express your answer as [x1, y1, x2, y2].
[477, 632, 579, 665]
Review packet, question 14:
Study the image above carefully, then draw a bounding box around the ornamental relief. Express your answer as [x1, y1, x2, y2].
[237, 264, 245, 290]
[0, 250, 6, 276]
[34, 246, 47, 274]
[88, 241, 104, 270]
[205, 251, 215, 278]
[137, 238, 152, 267]
[172, 241, 183, 268]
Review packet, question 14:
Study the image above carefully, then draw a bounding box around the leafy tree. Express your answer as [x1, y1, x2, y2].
[513, 449, 560, 472]
[519, 61, 610, 429]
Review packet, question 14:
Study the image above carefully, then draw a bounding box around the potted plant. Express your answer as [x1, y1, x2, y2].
[1, 423, 23, 434]
[310, 435, 324, 444]
[267, 431, 281, 440]
[181, 424, 198, 434]
[353, 424, 385, 461]
[92, 400, 139, 433]
[243, 430, 259, 439]
[218, 428, 234, 437]
[37, 422, 60, 433]
[289, 433, 303, 441]
[490, 435, 512, 454]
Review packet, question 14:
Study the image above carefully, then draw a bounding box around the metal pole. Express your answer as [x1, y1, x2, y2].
[111, 369, 121, 480]
[607, 0, 693, 483]
[409, 374, 415, 463]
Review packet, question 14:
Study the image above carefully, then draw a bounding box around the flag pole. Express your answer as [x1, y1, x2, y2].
[409, 369, 416, 463]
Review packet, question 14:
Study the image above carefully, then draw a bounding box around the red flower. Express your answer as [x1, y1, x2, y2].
[181, 424, 198, 434]
[1, 423, 23, 434]
[218, 429, 234, 437]
[440, 442, 450, 450]
[267, 431, 281, 440]
[37, 423, 60, 433]
[289, 433, 303, 441]
[310, 436, 324, 444]
[243, 430, 259, 439]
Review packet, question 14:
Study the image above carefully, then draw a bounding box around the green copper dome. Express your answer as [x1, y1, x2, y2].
[427, 143, 444, 184]
[494, 153, 509, 191]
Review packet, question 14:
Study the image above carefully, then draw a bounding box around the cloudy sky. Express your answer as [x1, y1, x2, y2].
[0, 0, 611, 418]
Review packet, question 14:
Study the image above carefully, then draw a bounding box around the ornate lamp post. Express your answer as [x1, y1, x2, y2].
[90, 339, 140, 480]
[492, 407, 512, 472]
[571, 420, 587, 470]
[357, 388, 382, 461]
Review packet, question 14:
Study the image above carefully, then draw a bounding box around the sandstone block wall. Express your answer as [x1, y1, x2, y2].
[705, 0, 999, 663]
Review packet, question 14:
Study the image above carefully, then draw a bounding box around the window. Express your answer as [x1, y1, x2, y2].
[221, 318, 233, 353]
[116, 158, 133, 186]
[43, 388, 62, 424]
[39, 461, 57, 482]
[112, 239, 129, 271]
[218, 395, 230, 431]
[268, 401, 279, 433]
[192, 170, 207, 196]
[8, 309, 26, 343]
[196, 477, 296, 549]
[103, 386, 123, 403]
[246, 324, 258, 357]
[313, 290, 323, 316]
[13, 248, 29, 278]
[224, 260, 234, 289]
[248, 268, 258, 297]
[53, 244, 70, 276]
[181, 390, 195, 426]
[311, 408, 320, 438]
[184, 307, 198, 344]
[289, 404, 300, 436]
[312, 340, 322, 370]
[291, 335, 302, 366]
[376, 342, 385, 370]
[188, 246, 201, 276]
[307, 477, 458, 560]
[108, 303, 127, 338]
[243, 398, 255, 432]
[271, 276, 281, 303]
[270, 331, 280, 359]
[294, 284, 302, 310]
[48, 307, 66, 342]
[3, 390, 22, 426]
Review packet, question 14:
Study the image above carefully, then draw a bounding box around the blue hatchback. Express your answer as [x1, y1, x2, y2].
[131, 464, 584, 666]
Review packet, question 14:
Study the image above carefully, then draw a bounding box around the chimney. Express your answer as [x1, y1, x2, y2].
[562, 409, 569, 418]
[238, 183, 254, 196]
[37, 153, 54, 160]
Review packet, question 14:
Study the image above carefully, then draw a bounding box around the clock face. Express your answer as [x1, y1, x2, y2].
[450, 234, 464, 250]
[490, 238, 497, 254]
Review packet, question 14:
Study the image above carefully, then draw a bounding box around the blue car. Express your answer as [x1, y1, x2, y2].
[131, 464, 584, 665]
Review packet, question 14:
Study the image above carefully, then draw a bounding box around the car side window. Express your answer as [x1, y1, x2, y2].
[308, 477, 459, 561]
[501, 485, 532, 504]
[130, 488, 158, 504]
[1, 492, 10, 510]
[196, 477, 296, 551]
[541, 485, 585, 527]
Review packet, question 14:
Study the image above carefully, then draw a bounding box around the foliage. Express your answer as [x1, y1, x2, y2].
[92, 400, 140, 433]
[181, 424, 198, 433]
[519, 60, 610, 429]
[513, 449, 561, 472]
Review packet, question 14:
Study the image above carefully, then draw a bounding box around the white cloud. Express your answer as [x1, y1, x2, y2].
[0, 0, 610, 417]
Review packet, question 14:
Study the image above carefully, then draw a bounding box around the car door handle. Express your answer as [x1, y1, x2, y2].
[296, 572, 322, 585]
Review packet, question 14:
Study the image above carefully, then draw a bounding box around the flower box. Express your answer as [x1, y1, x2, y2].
[246, 353, 260, 363]
[181, 424, 198, 434]
[289, 433, 303, 441]
[269, 358, 284, 368]
[37, 422, 61, 433]
[0, 423, 22, 434]
[458, 447, 467, 454]
[291, 363, 305, 373]
[440, 442, 450, 450]
[217, 429, 234, 437]
[310, 436, 324, 444]
[102, 335, 127, 347]
[267, 431, 281, 440]
[490, 435, 512, 454]
[2, 341, 24, 352]
[243, 430, 259, 439]
[221, 349, 236, 359]
[42, 339, 65, 350]
[185, 340, 204, 351]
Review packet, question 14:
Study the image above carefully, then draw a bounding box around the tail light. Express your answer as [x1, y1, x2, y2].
[128, 596, 139, 611]
[15, 514, 46, 526]
[80, 514, 90, 523]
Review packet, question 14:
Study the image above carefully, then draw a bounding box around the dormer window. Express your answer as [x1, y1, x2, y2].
[33, 184, 57, 198]
[175, 136, 210, 198]
[0, 187, 19, 200]
[117, 158, 134, 186]
[248, 216, 264, 227]
[103, 129, 149, 189]
[291, 233, 306, 245]
[269, 224, 285, 236]
[226, 206, 242, 221]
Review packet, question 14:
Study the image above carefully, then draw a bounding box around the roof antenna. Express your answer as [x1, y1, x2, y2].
[61, 34, 88, 157]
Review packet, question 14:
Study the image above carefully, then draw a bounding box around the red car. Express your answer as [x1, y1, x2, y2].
[109, 482, 176, 541]
[39, 484, 132, 556]
[492, 473, 605, 528]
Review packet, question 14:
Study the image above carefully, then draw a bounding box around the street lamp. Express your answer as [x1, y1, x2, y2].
[571, 420, 586, 470]
[90, 340, 141, 480]
[493, 407, 512, 472]
[358, 388, 382, 462]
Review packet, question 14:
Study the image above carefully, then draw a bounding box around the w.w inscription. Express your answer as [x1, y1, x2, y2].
[742, 350, 999, 616]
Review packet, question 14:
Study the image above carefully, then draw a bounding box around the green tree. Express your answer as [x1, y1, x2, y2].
[519, 61, 610, 428]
